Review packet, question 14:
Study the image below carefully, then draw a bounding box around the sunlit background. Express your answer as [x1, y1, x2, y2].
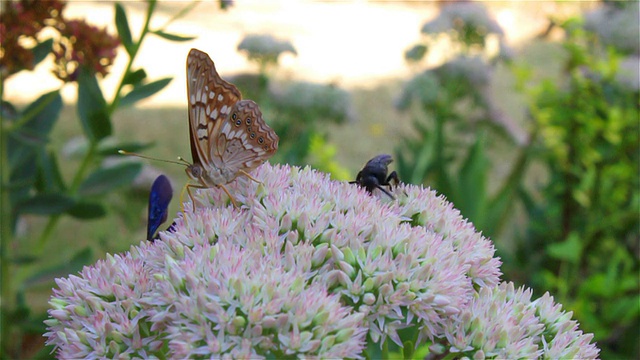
[6, 1, 574, 104]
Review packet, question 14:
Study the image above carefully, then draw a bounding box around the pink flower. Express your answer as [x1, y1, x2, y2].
[45, 163, 599, 358]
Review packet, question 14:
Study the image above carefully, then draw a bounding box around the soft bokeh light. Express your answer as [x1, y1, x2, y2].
[4, 1, 597, 106]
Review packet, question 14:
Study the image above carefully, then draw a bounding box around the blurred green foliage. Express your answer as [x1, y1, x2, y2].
[395, 2, 638, 358]
[395, 1, 521, 239]
[518, 15, 639, 359]
[0, 1, 201, 357]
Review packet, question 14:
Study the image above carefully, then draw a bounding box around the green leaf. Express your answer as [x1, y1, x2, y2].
[7, 151, 37, 210]
[36, 148, 66, 193]
[150, 29, 196, 42]
[365, 337, 384, 360]
[547, 232, 582, 263]
[457, 135, 488, 225]
[1, 100, 18, 121]
[8, 128, 49, 147]
[580, 273, 608, 297]
[17, 194, 76, 215]
[119, 77, 172, 108]
[9, 255, 39, 265]
[32, 38, 54, 66]
[19, 90, 62, 138]
[123, 68, 147, 86]
[402, 340, 415, 359]
[77, 68, 111, 141]
[115, 2, 134, 56]
[66, 201, 107, 219]
[23, 248, 93, 289]
[405, 44, 427, 62]
[411, 138, 434, 185]
[78, 162, 142, 196]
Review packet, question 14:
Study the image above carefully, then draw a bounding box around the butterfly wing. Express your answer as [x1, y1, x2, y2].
[186, 48, 241, 167]
[212, 99, 279, 177]
[147, 175, 173, 241]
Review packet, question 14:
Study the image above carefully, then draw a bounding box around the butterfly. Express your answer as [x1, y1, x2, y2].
[147, 174, 173, 241]
[120, 49, 280, 210]
[182, 48, 279, 208]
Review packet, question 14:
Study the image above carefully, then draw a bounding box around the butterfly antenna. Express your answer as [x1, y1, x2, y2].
[118, 150, 188, 167]
[177, 156, 192, 166]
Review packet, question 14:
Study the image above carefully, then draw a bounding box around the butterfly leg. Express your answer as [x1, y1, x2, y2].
[239, 170, 262, 184]
[176, 184, 190, 227]
[178, 184, 212, 226]
[180, 183, 199, 214]
[185, 184, 240, 208]
[217, 184, 239, 208]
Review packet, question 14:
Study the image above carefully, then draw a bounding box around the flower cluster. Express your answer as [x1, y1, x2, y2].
[584, 2, 639, 56]
[533, 291, 601, 359]
[237, 33, 297, 70]
[418, 2, 511, 65]
[0, 0, 119, 81]
[271, 81, 353, 124]
[421, 2, 503, 39]
[440, 282, 597, 359]
[0, 0, 65, 76]
[52, 19, 120, 82]
[45, 164, 600, 358]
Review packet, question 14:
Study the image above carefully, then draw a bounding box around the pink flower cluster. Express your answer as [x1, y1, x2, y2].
[45, 163, 600, 359]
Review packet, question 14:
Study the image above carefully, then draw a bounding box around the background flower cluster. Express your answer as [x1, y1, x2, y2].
[45, 163, 600, 359]
[0, 0, 118, 81]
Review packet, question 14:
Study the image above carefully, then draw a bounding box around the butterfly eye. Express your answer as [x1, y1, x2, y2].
[258, 137, 264, 144]
[234, 116, 242, 127]
[263, 145, 269, 151]
[250, 132, 256, 139]
[232, 113, 237, 120]
[245, 118, 252, 126]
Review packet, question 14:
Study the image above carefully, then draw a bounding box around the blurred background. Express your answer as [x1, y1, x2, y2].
[1, 0, 638, 358]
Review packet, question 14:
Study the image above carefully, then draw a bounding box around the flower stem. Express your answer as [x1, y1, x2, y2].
[35, 0, 157, 250]
[108, 0, 156, 115]
[157, 0, 200, 31]
[0, 77, 15, 356]
[35, 141, 97, 252]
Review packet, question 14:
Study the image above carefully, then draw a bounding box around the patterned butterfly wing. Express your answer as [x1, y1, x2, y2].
[186, 48, 241, 169]
[212, 99, 279, 177]
[147, 175, 173, 241]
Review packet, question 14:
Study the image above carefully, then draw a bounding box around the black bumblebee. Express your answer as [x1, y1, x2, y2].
[350, 154, 399, 199]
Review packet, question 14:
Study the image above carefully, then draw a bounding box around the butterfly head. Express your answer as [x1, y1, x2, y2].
[185, 163, 204, 183]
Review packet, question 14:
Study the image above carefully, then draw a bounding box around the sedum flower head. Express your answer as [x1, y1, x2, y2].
[533, 292, 601, 359]
[45, 163, 598, 358]
[441, 282, 600, 360]
[443, 282, 544, 359]
[44, 253, 160, 358]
